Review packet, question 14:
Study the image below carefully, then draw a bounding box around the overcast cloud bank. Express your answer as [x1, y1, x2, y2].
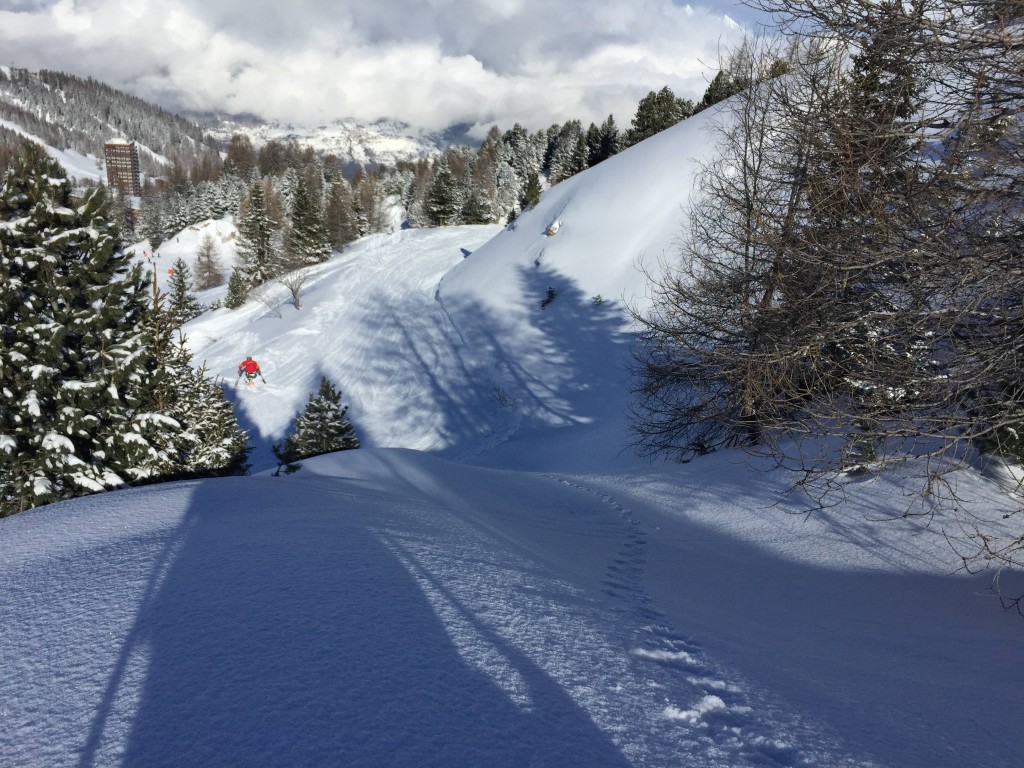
[0, 0, 753, 130]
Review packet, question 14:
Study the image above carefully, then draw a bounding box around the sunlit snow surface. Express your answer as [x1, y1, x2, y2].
[3, 109, 1023, 767]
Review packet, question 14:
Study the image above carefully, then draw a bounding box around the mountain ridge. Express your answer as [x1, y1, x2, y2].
[0, 65, 483, 178]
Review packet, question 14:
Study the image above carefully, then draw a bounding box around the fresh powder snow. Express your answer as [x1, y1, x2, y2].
[2, 107, 1022, 768]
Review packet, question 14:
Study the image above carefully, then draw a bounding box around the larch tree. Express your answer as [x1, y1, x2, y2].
[325, 179, 360, 251]
[193, 231, 223, 290]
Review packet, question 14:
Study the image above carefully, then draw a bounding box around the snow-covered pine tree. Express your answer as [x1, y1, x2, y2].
[224, 267, 249, 308]
[134, 277, 249, 480]
[520, 172, 542, 210]
[136, 192, 166, 248]
[587, 114, 620, 167]
[547, 120, 588, 184]
[286, 376, 359, 459]
[283, 177, 332, 270]
[166, 257, 202, 327]
[236, 181, 276, 287]
[163, 191, 192, 239]
[477, 126, 519, 222]
[193, 231, 223, 290]
[461, 188, 493, 224]
[0, 144, 169, 514]
[424, 161, 463, 227]
[503, 123, 543, 184]
[167, 350, 250, 476]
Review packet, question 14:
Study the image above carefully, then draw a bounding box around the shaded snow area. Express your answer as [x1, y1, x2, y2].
[2, 107, 1023, 767]
[2, 451, 1021, 767]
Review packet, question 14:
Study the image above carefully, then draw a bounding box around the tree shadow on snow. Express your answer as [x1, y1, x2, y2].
[224, 364, 345, 473]
[342, 264, 635, 471]
[80, 477, 633, 767]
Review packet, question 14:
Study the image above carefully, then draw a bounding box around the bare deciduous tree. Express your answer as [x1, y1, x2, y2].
[634, 1, 1024, 580]
[277, 267, 313, 310]
[193, 231, 223, 290]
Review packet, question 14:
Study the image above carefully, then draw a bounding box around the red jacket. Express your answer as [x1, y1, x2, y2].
[238, 359, 260, 375]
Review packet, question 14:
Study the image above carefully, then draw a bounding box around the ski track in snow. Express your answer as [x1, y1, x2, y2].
[540, 475, 878, 768]
[0, 465, 879, 767]
[184, 226, 505, 468]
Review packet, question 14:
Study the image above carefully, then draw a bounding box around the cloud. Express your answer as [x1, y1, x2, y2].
[0, 0, 757, 131]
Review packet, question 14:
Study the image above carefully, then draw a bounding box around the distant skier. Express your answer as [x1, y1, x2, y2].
[237, 356, 264, 385]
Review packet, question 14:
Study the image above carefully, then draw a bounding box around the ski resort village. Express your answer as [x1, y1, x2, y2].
[1, 1, 1023, 766]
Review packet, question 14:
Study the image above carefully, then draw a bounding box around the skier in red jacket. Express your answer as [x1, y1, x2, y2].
[237, 356, 263, 383]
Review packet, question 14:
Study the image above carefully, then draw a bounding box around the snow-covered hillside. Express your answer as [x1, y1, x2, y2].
[3, 107, 1023, 768]
[0, 66, 217, 176]
[0, 117, 104, 183]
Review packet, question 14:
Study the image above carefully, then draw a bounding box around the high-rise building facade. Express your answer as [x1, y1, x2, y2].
[103, 139, 141, 197]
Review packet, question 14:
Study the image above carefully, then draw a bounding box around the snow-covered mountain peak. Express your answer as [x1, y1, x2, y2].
[202, 115, 478, 167]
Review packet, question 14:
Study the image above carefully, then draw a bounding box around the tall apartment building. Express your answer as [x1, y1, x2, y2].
[103, 139, 141, 197]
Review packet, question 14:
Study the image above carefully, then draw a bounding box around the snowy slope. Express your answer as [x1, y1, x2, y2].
[440, 108, 719, 313]
[0, 117, 104, 183]
[127, 218, 241, 297]
[1, 450, 1020, 767]
[184, 225, 505, 466]
[182, 112, 722, 472]
[3, 105, 1024, 768]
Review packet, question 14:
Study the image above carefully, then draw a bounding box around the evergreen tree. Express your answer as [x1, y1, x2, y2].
[839, 0, 922, 175]
[167, 351, 250, 476]
[224, 268, 249, 309]
[193, 231, 223, 290]
[695, 71, 742, 112]
[547, 120, 589, 184]
[477, 127, 519, 222]
[424, 161, 462, 226]
[325, 180, 360, 250]
[502, 123, 542, 186]
[166, 257, 202, 327]
[146, 264, 250, 473]
[0, 144, 167, 514]
[624, 86, 694, 147]
[136, 192, 166, 248]
[587, 114, 620, 167]
[283, 177, 332, 270]
[520, 172, 542, 210]
[235, 181, 276, 287]
[140, 280, 250, 479]
[280, 377, 359, 461]
[460, 188, 493, 224]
